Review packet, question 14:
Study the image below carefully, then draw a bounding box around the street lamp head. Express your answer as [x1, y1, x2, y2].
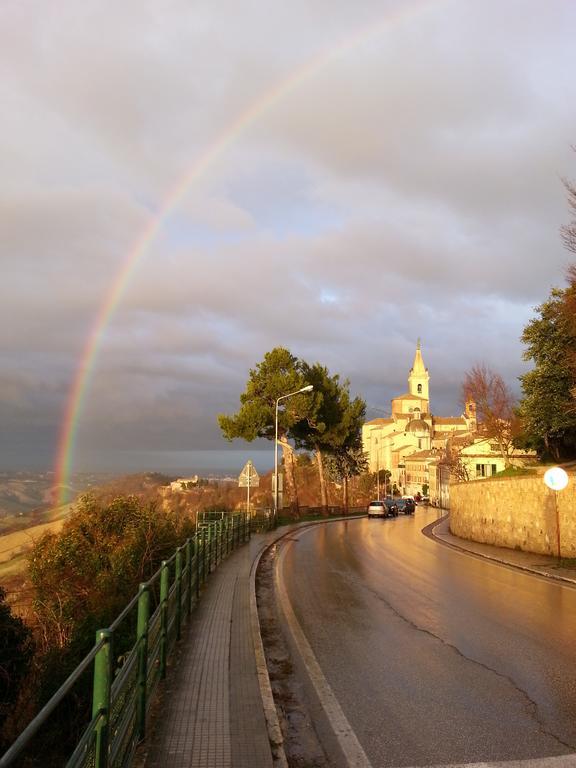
[300, 384, 313, 393]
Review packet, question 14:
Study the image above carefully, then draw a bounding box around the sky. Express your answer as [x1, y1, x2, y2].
[1, 0, 576, 476]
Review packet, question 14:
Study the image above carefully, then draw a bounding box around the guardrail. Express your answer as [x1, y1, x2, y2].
[0, 512, 250, 768]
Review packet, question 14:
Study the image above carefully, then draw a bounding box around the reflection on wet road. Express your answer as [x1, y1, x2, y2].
[277, 511, 576, 767]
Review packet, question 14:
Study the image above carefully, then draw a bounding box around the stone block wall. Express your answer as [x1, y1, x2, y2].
[449, 473, 576, 558]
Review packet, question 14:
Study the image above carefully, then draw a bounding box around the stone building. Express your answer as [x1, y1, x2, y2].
[362, 341, 536, 501]
[362, 341, 477, 497]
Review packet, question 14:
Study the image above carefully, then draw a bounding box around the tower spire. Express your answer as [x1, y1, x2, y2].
[408, 339, 430, 404]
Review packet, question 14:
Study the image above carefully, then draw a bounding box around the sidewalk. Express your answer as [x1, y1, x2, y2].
[429, 513, 576, 586]
[138, 530, 283, 768]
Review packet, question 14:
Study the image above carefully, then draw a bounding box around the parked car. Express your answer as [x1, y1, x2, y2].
[367, 499, 398, 518]
[396, 497, 415, 515]
[420, 496, 430, 505]
[383, 498, 399, 517]
[367, 500, 385, 518]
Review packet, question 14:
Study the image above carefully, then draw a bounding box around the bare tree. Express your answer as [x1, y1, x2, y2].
[462, 364, 519, 467]
[441, 437, 471, 482]
[561, 178, 576, 255]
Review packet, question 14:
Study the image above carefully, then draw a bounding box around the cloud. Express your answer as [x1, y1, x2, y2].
[1, 0, 575, 471]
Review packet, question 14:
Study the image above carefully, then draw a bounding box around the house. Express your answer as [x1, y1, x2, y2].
[362, 341, 477, 494]
[362, 341, 536, 501]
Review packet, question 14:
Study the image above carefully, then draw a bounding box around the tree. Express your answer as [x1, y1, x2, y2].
[218, 348, 313, 511]
[517, 286, 576, 460]
[461, 364, 519, 466]
[0, 588, 34, 751]
[28, 494, 195, 652]
[291, 362, 366, 511]
[324, 445, 368, 510]
[561, 175, 576, 255]
[442, 439, 471, 482]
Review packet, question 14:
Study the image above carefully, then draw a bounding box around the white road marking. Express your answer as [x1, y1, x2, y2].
[274, 525, 576, 768]
[275, 531, 374, 768]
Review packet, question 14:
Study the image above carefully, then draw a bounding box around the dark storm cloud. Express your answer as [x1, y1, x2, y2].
[1, 0, 575, 470]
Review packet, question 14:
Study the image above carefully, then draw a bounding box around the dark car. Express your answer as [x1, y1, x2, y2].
[383, 498, 399, 517]
[396, 498, 415, 515]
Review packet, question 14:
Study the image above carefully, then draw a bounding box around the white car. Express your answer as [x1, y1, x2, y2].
[367, 499, 398, 518]
[367, 500, 386, 517]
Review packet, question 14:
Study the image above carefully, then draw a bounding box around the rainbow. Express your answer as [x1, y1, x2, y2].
[54, 0, 442, 505]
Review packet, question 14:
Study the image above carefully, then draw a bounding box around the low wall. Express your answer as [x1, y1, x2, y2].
[449, 472, 576, 558]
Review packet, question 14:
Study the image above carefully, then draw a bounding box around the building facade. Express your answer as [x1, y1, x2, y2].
[362, 342, 536, 501]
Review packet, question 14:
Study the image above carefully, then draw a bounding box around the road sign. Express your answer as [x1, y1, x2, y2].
[544, 466, 569, 491]
[238, 460, 260, 488]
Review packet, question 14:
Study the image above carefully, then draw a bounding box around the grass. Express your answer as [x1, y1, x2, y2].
[0, 511, 70, 578]
[493, 466, 538, 478]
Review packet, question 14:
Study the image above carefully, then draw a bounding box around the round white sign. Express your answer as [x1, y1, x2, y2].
[543, 466, 569, 491]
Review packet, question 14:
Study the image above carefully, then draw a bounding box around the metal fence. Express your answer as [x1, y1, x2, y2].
[0, 513, 251, 768]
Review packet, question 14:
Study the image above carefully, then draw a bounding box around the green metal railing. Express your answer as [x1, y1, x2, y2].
[0, 512, 250, 768]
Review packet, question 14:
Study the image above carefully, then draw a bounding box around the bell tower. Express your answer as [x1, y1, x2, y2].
[408, 339, 430, 409]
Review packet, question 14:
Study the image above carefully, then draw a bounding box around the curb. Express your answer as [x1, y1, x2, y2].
[248, 514, 365, 768]
[250, 541, 289, 768]
[424, 514, 576, 588]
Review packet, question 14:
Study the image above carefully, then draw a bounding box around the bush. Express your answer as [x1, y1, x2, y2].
[0, 587, 34, 751]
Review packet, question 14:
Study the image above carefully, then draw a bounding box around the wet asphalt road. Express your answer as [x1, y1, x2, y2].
[277, 510, 576, 767]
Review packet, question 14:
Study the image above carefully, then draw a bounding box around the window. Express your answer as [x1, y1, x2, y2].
[417, 384, 422, 393]
[476, 463, 497, 478]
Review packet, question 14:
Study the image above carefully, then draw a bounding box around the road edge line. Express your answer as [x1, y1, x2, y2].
[274, 531, 374, 768]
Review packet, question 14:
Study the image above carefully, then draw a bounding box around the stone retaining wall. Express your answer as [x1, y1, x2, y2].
[449, 473, 576, 557]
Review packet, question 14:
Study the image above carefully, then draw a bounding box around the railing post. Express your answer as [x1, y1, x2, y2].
[160, 561, 169, 679]
[195, 533, 201, 597]
[210, 523, 215, 570]
[202, 524, 210, 584]
[185, 538, 193, 616]
[92, 628, 113, 768]
[136, 584, 150, 741]
[175, 548, 183, 641]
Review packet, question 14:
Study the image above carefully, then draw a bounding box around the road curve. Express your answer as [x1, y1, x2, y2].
[274, 510, 576, 768]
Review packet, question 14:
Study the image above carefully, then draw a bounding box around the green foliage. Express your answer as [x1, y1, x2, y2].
[325, 446, 368, 483]
[356, 472, 375, 496]
[493, 466, 538, 477]
[297, 452, 313, 466]
[0, 587, 34, 750]
[517, 287, 576, 460]
[291, 362, 366, 454]
[28, 494, 195, 652]
[218, 348, 310, 443]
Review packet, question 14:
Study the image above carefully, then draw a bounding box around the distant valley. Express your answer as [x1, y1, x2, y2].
[0, 471, 117, 524]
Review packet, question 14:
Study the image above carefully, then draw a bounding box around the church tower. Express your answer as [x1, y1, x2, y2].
[408, 339, 430, 410]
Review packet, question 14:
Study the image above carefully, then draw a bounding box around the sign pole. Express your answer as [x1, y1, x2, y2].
[247, 465, 251, 517]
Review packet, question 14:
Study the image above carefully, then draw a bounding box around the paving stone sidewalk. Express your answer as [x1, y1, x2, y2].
[140, 532, 277, 768]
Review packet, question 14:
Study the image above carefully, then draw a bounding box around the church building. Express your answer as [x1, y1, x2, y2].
[362, 341, 477, 496]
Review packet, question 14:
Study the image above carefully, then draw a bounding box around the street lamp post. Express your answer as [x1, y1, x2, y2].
[375, 438, 380, 501]
[274, 385, 313, 524]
